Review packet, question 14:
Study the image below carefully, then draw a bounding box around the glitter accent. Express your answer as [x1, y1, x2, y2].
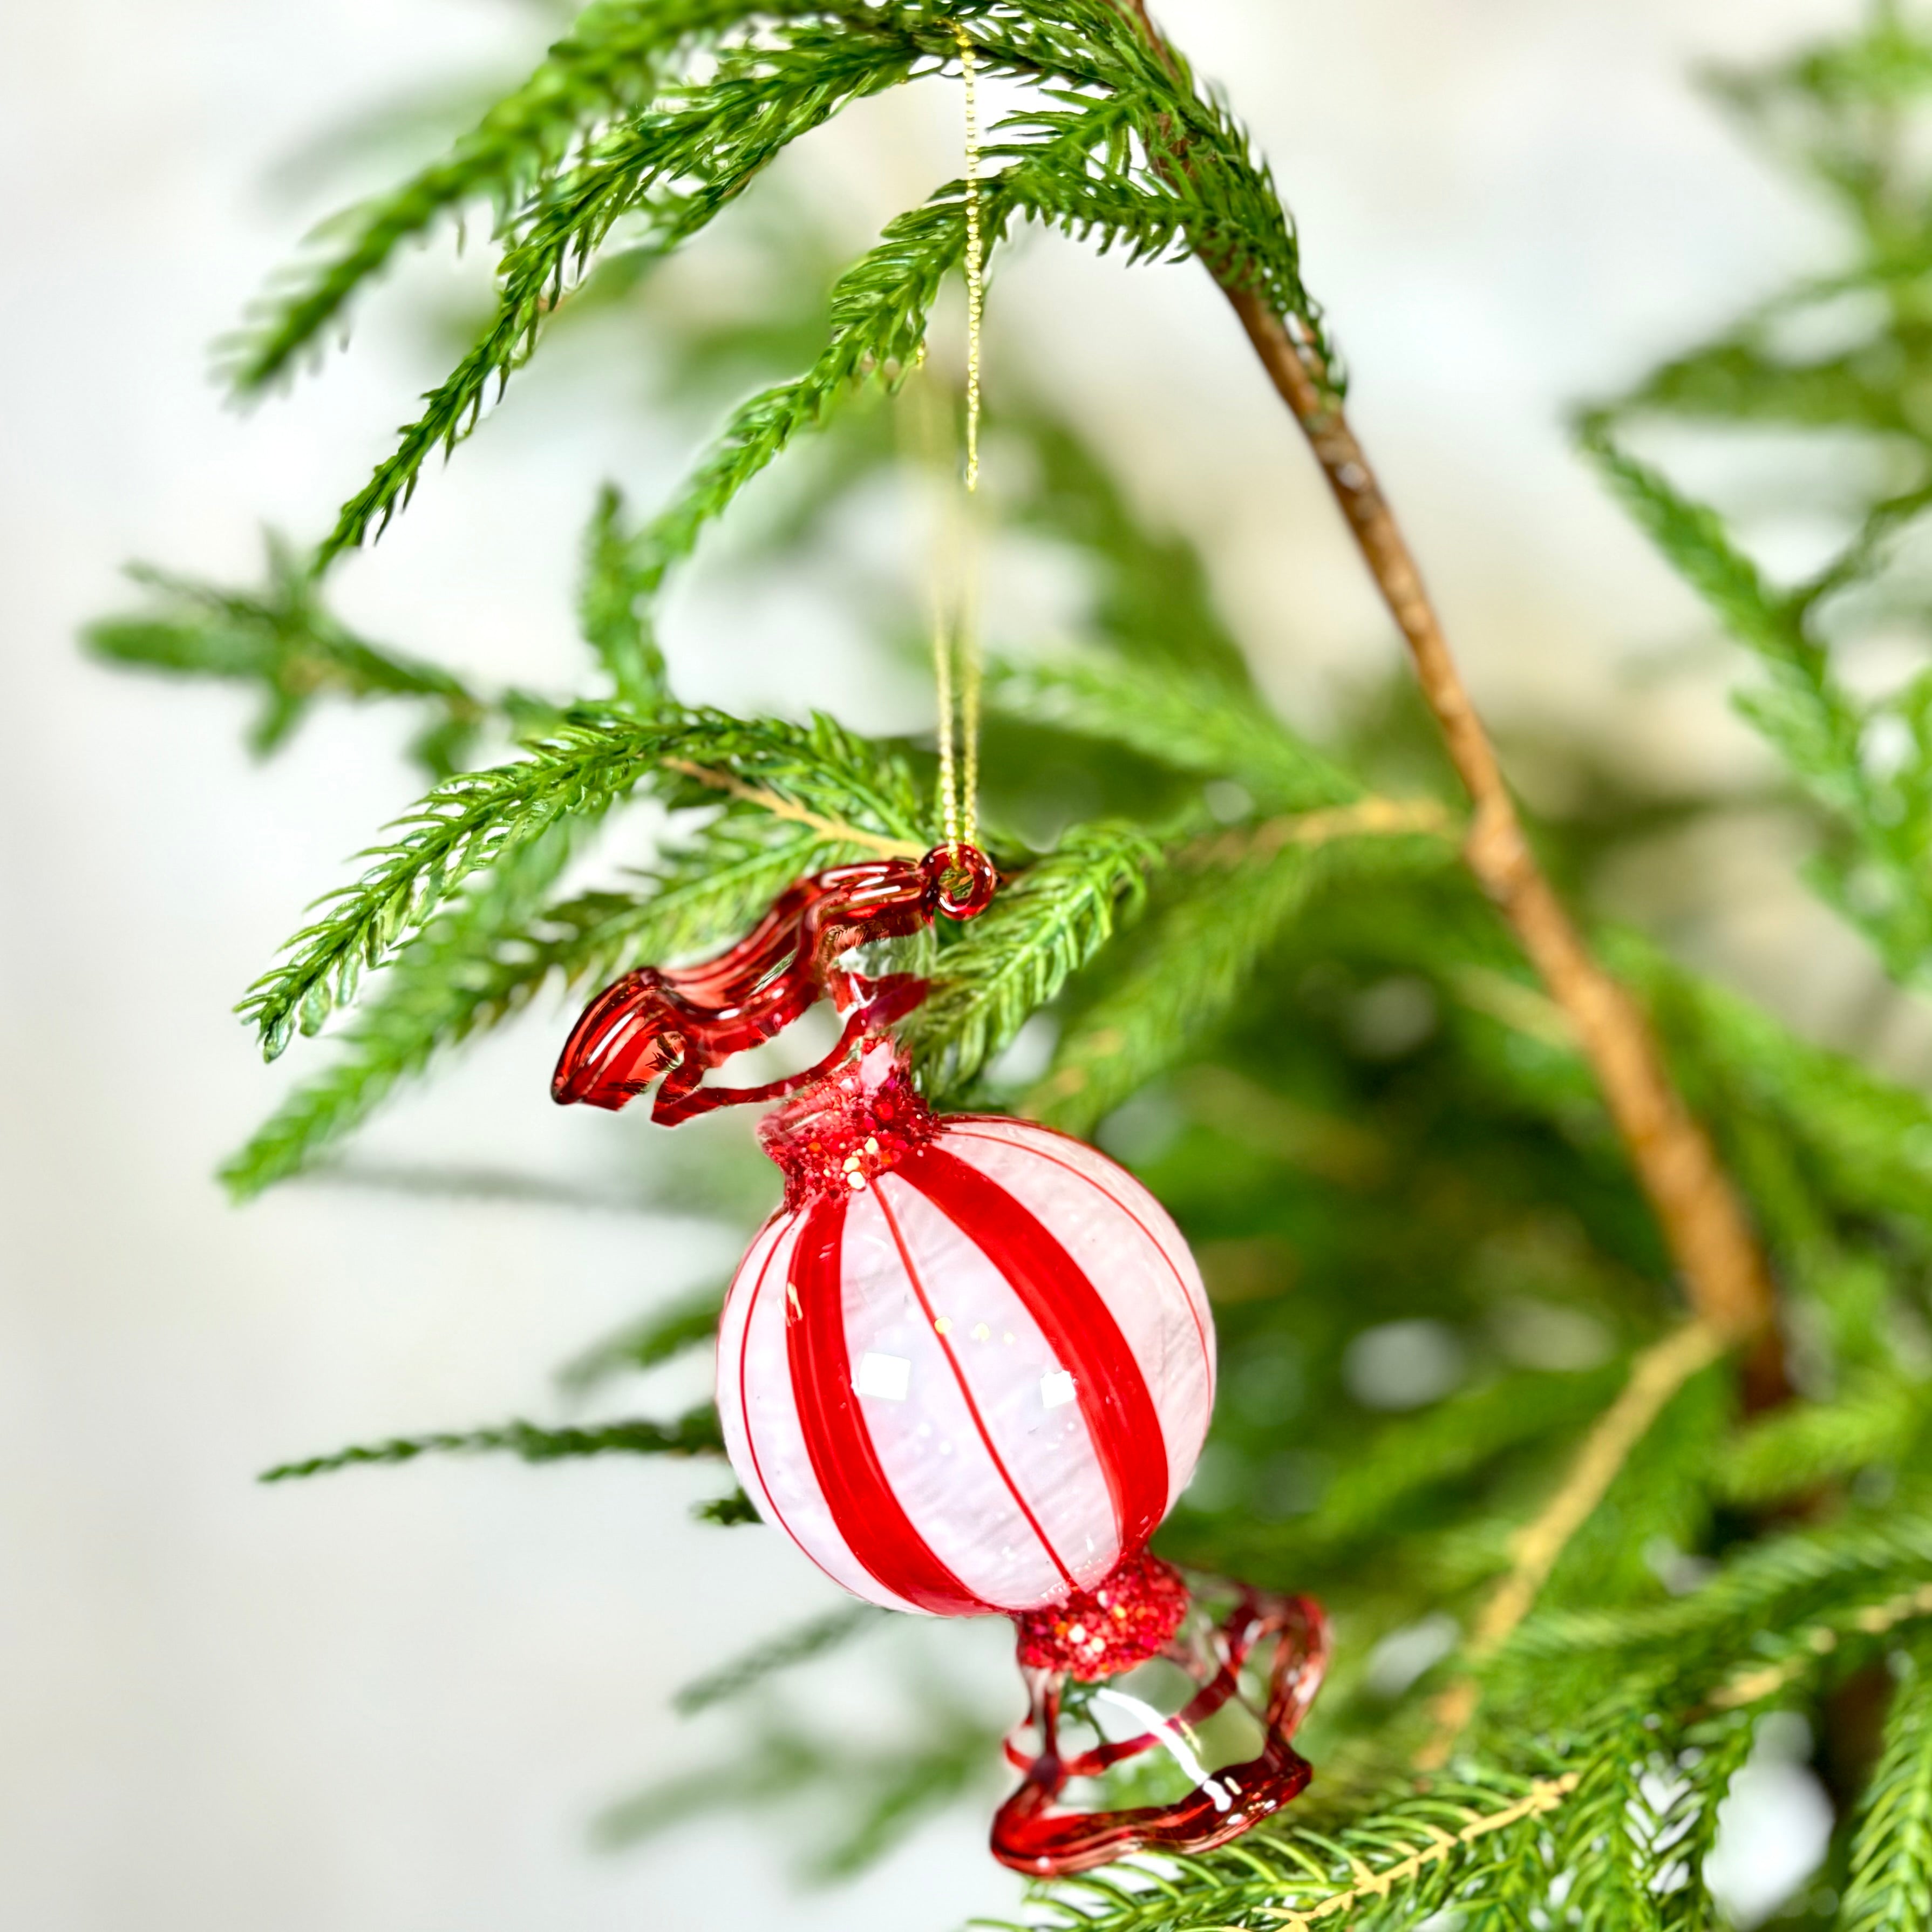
[758, 1039, 942, 1210]
[1011, 1551, 1191, 1682]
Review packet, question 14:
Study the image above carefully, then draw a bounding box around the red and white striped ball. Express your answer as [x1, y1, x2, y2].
[716, 1044, 1216, 1616]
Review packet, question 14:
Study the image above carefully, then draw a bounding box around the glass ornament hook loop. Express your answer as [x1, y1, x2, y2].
[922, 841, 998, 919]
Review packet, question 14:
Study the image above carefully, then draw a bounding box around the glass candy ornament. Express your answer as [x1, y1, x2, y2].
[550, 845, 1328, 1873]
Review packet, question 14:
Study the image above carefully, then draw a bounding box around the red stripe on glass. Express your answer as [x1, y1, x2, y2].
[951, 1122, 1214, 1400]
[732, 1214, 828, 1577]
[874, 1179, 1078, 1593]
[897, 1142, 1168, 1555]
[786, 1192, 988, 1616]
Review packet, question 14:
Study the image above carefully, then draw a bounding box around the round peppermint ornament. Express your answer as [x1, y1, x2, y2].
[717, 1039, 1216, 1617]
[551, 847, 1325, 1877]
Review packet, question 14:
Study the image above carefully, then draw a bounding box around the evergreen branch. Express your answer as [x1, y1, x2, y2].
[1580, 419, 1932, 984]
[1506, 1517, 1932, 1677]
[237, 710, 675, 1057]
[1613, 308, 1931, 441]
[1268, 1774, 1580, 1932]
[1025, 848, 1318, 1132]
[1545, 1703, 1675, 1932]
[591, 1731, 825, 1850]
[258, 1404, 725, 1481]
[221, 819, 582, 1196]
[1718, 1373, 1928, 1505]
[1623, 939, 1932, 1239]
[1171, 1363, 1628, 1593]
[1824, 1630, 1932, 1932]
[1418, 1321, 1731, 1765]
[1021, 804, 1461, 1136]
[575, 2, 1333, 605]
[807, 1715, 1001, 1880]
[577, 482, 672, 712]
[903, 818, 1164, 1094]
[556, 1284, 726, 1396]
[1712, 1579, 1932, 1713]
[221, 0, 778, 392]
[235, 708, 926, 1060]
[1657, 1708, 1759, 1930]
[695, 1488, 761, 1525]
[1477, 1323, 1730, 1642]
[313, 0, 1336, 566]
[1028, 1771, 1579, 1931]
[1577, 414, 1831, 662]
[1540, 1353, 1732, 1628]
[1314, 1372, 1627, 1556]
[564, 178, 1002, 608]
[574, 821, 835, 968]
[593, 1699, 998, 1877]
[86, 538, 493, 774]
[673, 1604, 885, 1715]
[317, 17, 935, 560]
[225, 736, 919, 1191]
[987, 656, 1357, 807]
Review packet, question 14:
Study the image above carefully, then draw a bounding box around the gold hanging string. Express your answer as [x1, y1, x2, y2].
[931, 20, 985, 860]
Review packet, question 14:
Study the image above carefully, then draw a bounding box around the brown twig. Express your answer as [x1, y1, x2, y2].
[1414, 1318, 1730, 1767]
[1220, 301, 1778, 1353]
[661, 758, 925, 859]
[1185, 794, 1455, 868]
[1114, 5, 1780, 1369]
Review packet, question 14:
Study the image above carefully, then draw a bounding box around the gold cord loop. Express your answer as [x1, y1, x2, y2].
[931, 21, 985, 862]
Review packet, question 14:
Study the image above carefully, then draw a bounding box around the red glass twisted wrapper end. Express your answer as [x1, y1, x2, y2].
[551, 845, 997, 1123]
[994, 1555, 1329, 1876]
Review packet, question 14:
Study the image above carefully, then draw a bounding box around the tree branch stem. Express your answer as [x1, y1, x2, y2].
[1214, 288, 1781, 1359]
[1215, 286, 1778, 1357]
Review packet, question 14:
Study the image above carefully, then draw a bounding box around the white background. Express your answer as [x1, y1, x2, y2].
[0, 1, 1875, 1926]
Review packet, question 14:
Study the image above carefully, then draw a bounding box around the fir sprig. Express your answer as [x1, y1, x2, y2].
[1028, 813, 1454, 1134]
[1580, 421, 1932, 982]
[1026, 847, 1322, 1132]
[556, 1285, 727, 1397]
[1021, 1770, 1579, 1932]
[902, 817, 1165, 1093]
[222, 820, 583, 1195]
[987, 655, 1357, 807]
[1718, 1373, 1930, 1504]
[225, 812, 855, 1192]
[318, 13, 941, 559]
[258, 1404, 725, 1482]
[86, 538, 499, 775]
[236, 707, 927, 1060]
[1842, 1630, 1932, 1932]
[302, 0, 1333, 564]
[671, 1604, 885, 1715]
[222, 0, 781, 393]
